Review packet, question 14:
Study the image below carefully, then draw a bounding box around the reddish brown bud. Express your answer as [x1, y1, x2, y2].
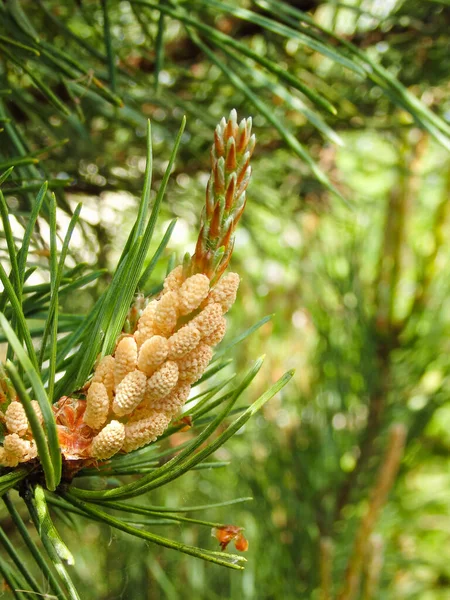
[236, 120, 248, 152]
[214, 157, 225, 194]
[206, 178, 215, 218]
[210, 202, 222, 238]
[225, 117, 234, 141]
[225, 138, 237, 172]
[214, 126, 225, 157]
[221, 222, 234, 250]
[225, 173, 236, 210]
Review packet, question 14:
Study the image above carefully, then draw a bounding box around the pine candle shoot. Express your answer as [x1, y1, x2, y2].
[0, 110, 255, 469]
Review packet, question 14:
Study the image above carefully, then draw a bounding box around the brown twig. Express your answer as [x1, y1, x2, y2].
[337, 424, 406, 600]
[319, 537, 334, 600]
[362, 535, 384, 600]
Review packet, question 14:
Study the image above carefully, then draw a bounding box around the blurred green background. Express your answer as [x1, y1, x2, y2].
[1, 1, 450, 598]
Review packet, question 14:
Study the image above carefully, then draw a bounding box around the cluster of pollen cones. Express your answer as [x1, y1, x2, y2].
[0, 110, 254, 468]
[58, 269, 239, 461]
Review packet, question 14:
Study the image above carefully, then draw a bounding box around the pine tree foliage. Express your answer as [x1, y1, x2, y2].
[0, 115, 293, 598]
[0, 0, 448, 210]
[1, 2, 450, 599]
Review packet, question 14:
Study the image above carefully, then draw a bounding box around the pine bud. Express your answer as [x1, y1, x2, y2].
[153, 291, 179, 336]
[0, 446, 19, 467]
[191, 303, 223, 338]
[226, 137, 237, 172]
[189, 111, 254, 279]
[178, 343, 213, 384]
[178, 274, 210, 316]
[207, 272, 240, 313]
[137, 335, 169, 376]
[148, 383, 191, 414]
[167, 324, 201, 360]
[163, 265, 184, 293]
[3, 433, 34, 462]
[92, 355, 115, 401]
[24, 440, 37, 461]
[127, 404, 155, 423]
[203, 316, 227, 346]
[146, 361, 179, 401]
[84, 382, 110, 430]
[122, 411, 171, 452]
[112, 369, 147, 417]
[236, 118, 249, 152]
[91, 420, 125, 459]
[114, 336, 138, 386]
[5, 401, 28, 436]
[135, 300, 158, 348]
